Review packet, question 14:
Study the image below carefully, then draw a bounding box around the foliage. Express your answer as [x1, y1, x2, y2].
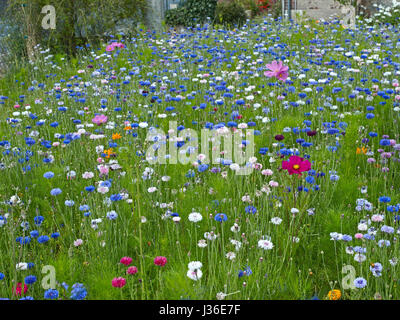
[215, 0, 248, 26]
[268, 0, 282, 19]
[165, 0, 218, 26]
[239, 0, 261, 17]
[165, 7, 188, 27]
[4, 0, 148, 58]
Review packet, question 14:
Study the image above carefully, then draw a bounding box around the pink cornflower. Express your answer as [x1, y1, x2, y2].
[120, 257, 133, 266]
[98, 165, 109, 176]
[264, 60, 289, 81]
[111, 277, 126, 288]
[92, 114, 108, 125]
[74, 239, 83, 247]
[154, 256, 167, 267]
[282, 155, 311, 176]
[127, 266, 138, 275]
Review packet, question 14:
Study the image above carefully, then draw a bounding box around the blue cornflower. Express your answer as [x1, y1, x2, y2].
[379, 196, 391, 203]
[24, 275, 37, 285]
[30, 230, 39, 238]
[50, 188, 62, 196]
[370, 262, 383, 277]
[106, 211, 118, 220]
[305, 176, 315, 184]
[34, 216, 44, 225]
[354, 277, 367, 289]
[44, 289, 59, 299]
[245, 206, 257, 214]
[37, 235, 49, 244]
[198, 164, 209, 173]
[70, 283, 87, 300]
[214, 213, 227, 222]
[65, 200, 75, 207]
[43, 171, 54, 179]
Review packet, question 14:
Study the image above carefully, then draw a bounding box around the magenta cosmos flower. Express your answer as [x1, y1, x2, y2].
[154, 256, 167, 267]
[264, 60, 289, 81]
[282, 155, 311, 176]
[111, 277, 126, 288]
[92, 114, 108, 125]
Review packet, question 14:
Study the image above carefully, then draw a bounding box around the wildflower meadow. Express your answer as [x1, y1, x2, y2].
[1, 11, 400, 301]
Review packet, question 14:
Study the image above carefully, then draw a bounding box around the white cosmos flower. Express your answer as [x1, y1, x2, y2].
[148, 187, 157, 193]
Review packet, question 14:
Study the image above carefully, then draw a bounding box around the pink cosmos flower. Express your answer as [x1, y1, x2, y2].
[120, 256, 133, 266]
[264, 60, 289, 81]
[92, 114, 108, 125]
[127, 266, 138, 275]
[355, 233, 363, 239]
[111, 277, 126, 288]
[282, 155, 311, 176]
[106, 42, 125, 52]
[154, 256, 167, 267]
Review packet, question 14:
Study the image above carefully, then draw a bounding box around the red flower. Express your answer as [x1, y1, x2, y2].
[282, 155, 311, 176]
[111, 277, 126, 288]
[14, 283, 28, 296]
[120, 256, 133, 266]
[154, 256, 167, 267]
[127, 266, 138, 275]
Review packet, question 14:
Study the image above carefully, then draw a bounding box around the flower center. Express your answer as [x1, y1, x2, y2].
[293, 164, 300, 170]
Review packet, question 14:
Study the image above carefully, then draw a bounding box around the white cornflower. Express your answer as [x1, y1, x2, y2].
[187, 268, 203, 281]
[188, 261, 203, 271]
[198, 239, 208, 248]
[258, 239, 274, 250]
[270, 217, 282, 225]
[226, 252, 236, 260]
[216, 292, 227, 300]
[188, 212, 203, 223]
[16, 262, 28, 270]
[230, 239, 242, 251]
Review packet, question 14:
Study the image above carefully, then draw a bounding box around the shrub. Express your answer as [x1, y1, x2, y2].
[215, 0, 247, 27]
[165, 7, 188, 27]
[4, 0, 148, 58]
[165, 0, 218, 27]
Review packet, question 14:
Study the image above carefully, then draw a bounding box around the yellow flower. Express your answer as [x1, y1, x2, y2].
[112, 133, 122, 140]
[327, 289, 341, 300]
[356, 147, 367, 155]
